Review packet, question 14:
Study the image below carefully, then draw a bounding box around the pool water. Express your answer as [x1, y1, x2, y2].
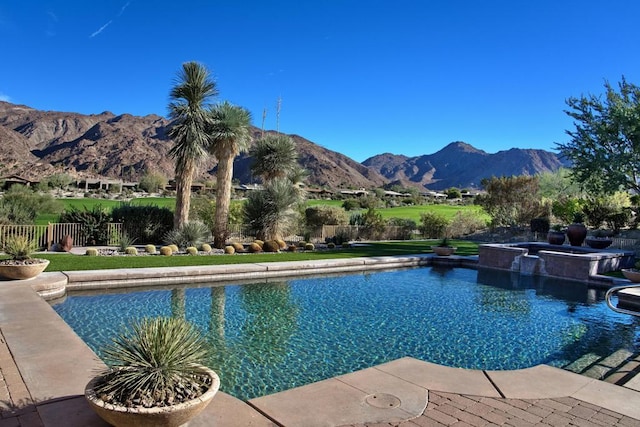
[51, 267, 640, 401]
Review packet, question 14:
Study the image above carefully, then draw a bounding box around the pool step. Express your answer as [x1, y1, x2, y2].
[564, 349, 640, 387]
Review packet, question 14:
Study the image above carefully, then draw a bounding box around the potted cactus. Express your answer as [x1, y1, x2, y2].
[0, 235, 49, 280]
[85, 317, 220, 427]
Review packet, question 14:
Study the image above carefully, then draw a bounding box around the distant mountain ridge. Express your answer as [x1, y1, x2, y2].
[363, 142, 569, 190]
[0, 101, 567, 191]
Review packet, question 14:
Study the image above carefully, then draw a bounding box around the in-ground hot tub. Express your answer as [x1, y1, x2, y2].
[478, 242, 634, 283]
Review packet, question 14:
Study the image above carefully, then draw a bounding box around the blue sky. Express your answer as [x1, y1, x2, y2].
[1, 1, 639, 162]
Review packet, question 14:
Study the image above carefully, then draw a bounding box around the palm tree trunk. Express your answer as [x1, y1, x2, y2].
[174, 161, 194, 229]
[213, 152, 234, 248]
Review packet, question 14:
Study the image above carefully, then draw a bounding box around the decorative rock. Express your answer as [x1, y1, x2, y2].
[60, 235, 73, 252]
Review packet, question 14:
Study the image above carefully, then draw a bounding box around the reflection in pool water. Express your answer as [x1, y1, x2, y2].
[52, 267, 640, 400]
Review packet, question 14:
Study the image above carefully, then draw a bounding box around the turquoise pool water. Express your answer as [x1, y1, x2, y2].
[51, 267, 640, 400]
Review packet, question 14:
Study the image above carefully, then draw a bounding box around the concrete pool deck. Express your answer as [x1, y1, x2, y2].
[1, 255, 640, 426]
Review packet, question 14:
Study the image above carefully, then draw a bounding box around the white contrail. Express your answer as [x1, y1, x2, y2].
[89, 1, 130, 38]
[118, 1, 131, 16]
[90, 20, 112, 37]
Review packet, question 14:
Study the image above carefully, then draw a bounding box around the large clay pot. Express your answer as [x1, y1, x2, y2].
[566, 223, 587, 247]
[85, 365, 220, 427]
[547, 231, 565, 245]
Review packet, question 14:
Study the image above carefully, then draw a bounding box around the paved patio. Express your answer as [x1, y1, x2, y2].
[1, 256, 640, 426]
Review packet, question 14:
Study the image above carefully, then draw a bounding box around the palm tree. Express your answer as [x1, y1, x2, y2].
[167, 61, 218, 229]
[244, 178, 300, 241]
[208, 101, 252, 248]
[250, 134, 298, 182]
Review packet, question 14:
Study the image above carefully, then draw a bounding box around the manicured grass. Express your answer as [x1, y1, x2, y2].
[378, 204, 489, 222]
[306, 200, 489, 223]
[30, 240, 479, 272]
[43, 197, 488, 226]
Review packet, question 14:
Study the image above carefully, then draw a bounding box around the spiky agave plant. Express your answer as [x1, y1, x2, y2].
[2, 235, 38, 261]
[93, 317, 210, 408]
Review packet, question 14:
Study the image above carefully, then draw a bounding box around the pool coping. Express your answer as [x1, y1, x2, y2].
[1, 254, 640, 426]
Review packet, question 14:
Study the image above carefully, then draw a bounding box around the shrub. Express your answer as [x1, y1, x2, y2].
[387, 217, 417, 240]
[275, 239, 287, 249]
[288, 245, 298, 252]
[335, 229, 355, 244]
[305, 206, 348, 226]
[304, 243, 315, 251]
[2, 235, 37, 260]
[159, 246, 173, 256]
[168, 244, 179, 253]
[419, 212, 450, 238]
[327, 242, 336, 249]
[0, 185, 63, 225]
[298, 241, 307, 248]
[224, 246, 235, 254]
[138, 171, 167, 193]
[342, 242, 351, 248]
[59, 205, 111, 245]
[186, 246, 198, 255]
[446, 210, 488, 237]
[342, 199, 360, 211]
[85, 248, 99, 256]
[476, 175, 548, 228]
[248, 242, 262, 253]
[607, 209, 632, 233]
[263, 240, 280, 252]
[124, 246, 138, 255]
[253, 239, 264, 248]
[530, 217, 550, 234]
[231, 242, 244, 252]
[145, 244, 156, 254]
[111, 203, 173, 244]
[200, 243, 212, 253]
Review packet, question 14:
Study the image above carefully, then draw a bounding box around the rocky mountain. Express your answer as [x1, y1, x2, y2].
[0, 102, 567, 191]
[0, 101, 385, 188]
[363, 142, 569, 190]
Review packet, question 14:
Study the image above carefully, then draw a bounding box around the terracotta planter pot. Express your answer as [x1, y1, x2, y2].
[547, 231, 565, 245]
[431, 246, 457, 256]
[566, 223, 587, 246]
[85, 365, 220, 427]
[0, 259, 49, 280]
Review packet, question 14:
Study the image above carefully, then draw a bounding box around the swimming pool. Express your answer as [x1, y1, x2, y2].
[51, 267, 640, 401]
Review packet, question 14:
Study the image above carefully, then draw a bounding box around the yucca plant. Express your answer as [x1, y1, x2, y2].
[163, 221, 210, 249]
[92, 317, 210, 408]
[117, 232, 137, 253]
[2, 235, 37, 261]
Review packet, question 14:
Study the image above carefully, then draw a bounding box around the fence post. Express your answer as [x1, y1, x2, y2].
[47, 222, 53, 250]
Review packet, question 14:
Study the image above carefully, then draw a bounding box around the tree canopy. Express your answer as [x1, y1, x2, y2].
[167, 61, 218, 229]
[556, 77, 640, 194]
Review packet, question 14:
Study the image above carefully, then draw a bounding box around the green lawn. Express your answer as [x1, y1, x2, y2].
[305, 200, 488, 223]
[42, 197, 487, 225]
[31, 240, 479, 271]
